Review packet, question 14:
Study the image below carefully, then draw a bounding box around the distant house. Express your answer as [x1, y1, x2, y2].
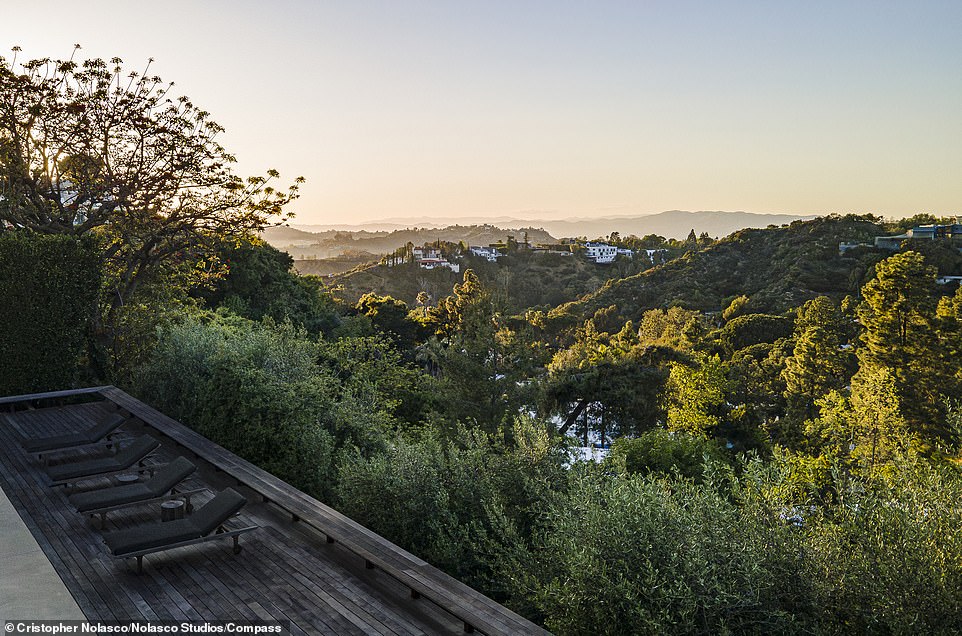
[531, 244, 573, 256]
[584, 242, 617, 263]
[412, 247, 442, 260]
[875, 222, 962, 250]
[616, 248, 634, 258]
[411, 245, 459, 272]
[469, 246, 501, 262]
[874, 234, 909, 250]
[417, 257, 460, 273]
[839, 241, 870, 254]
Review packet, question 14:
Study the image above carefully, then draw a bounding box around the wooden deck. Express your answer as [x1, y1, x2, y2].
[0, 388, 551, 636]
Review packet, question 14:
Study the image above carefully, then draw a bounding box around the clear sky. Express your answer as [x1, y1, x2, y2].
[3, 1, 961, 224]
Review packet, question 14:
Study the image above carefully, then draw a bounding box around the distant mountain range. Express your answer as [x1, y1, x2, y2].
[261, 224, 557, 261]
[291, 210, 815, 241]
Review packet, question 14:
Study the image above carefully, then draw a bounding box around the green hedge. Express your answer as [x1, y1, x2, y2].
[0, 232, 101, 395]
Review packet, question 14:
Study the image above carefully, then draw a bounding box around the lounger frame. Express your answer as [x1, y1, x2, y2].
[112, 521, 259, 573]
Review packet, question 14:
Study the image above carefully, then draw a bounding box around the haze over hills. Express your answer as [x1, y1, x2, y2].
[262, 224, 557, 261]
[291, 210, 815, 241]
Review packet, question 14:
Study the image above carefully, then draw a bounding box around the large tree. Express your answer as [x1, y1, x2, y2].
[782, 296, 856, 423]
[544, 319, 674, 441]
[0, 48, 301, 369]
[856, 251, 943, 440]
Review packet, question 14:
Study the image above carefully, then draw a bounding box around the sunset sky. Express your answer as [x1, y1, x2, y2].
[3, 1, 961, 225]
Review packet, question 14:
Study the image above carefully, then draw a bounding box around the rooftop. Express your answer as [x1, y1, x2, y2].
[0, 387, 549, 635]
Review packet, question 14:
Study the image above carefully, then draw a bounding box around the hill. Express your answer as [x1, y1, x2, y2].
[548, 215, 886, 326]
[289, 210, 813, 241]
[331, 249, 641, 313]
[262, 224, 557, 260]
[293, 252, 380, 277]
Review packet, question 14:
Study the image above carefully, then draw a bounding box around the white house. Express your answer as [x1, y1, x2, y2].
[417, 257, 460, 273]
[469, 246, 501, 262]
[584, 242, 617, 263]
[412, 247, 442, 261]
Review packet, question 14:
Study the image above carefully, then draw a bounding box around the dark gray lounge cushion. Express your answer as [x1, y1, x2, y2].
[69, 482, 152, 512]
[143, 457, 197, 496]
[189, 488, 247, 535]
[68, 457, 196, 512]
[22, 412, 127, 453]
[103, 488, 247, 556]
[104, 518, 200, 555]
[46, 435, 160, 482]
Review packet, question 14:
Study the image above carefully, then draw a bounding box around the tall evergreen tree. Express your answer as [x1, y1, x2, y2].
[936, 286, 962, 399]
[857, 251, 943, 442]
[782, 296, 855, 424]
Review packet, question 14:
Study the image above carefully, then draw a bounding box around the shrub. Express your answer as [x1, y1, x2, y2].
[508, 468, 808, 635]
[133, 314, 336, 498]
[607, 429, 727, 480]
[0, 232, 101, 394]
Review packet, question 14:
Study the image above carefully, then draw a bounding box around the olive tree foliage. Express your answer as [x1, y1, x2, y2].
[504, 467, 808, 635]
[0, 48, 302, 370]
[133, 314, 337, 498]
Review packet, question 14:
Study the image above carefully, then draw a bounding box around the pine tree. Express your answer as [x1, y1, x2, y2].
[857, 251, 943, 441]
[782, 296, 855, 423]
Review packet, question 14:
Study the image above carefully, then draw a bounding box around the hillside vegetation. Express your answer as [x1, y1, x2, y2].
[293, 252, 380, 277]
[550, 214, 886, 326]
[331, 249, 642, 312]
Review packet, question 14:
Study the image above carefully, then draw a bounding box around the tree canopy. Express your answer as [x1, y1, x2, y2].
[0, 51, 300, 306]
[0, 49, 302, 374]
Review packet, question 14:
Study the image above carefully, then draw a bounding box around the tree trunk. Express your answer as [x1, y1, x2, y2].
[558, 398, 589, 436]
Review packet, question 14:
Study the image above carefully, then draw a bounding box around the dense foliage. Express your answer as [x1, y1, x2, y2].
[0, 232, 101, 394]
[0, 50, 301, 377]
[124, 241, 962, 633]
[549, 214, 885, 324]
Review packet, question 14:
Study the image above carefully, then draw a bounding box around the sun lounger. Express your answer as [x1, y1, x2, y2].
[69, 457, 200, 526]
[46, 435, 160, 485]
[103, 488, 256, 572]
[22, 411, 128, 453]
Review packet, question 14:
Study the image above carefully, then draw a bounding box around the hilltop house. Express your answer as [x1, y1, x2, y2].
[584, 242, 618, 263]
[469, 246, 501, 261]
[412, 246, 460, 272]
[875, 222, 962, 250]
[417, 256, 460, 272]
